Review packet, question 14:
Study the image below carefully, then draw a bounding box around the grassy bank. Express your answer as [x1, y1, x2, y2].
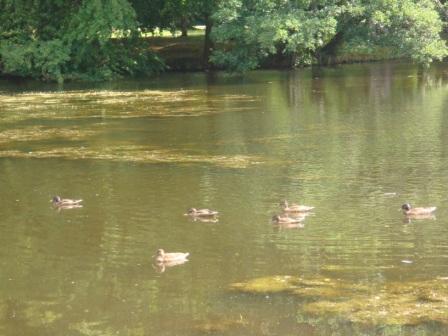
[147, 35, 205, 71]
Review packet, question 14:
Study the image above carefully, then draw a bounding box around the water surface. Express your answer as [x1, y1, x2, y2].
[1, 62, 448, 335]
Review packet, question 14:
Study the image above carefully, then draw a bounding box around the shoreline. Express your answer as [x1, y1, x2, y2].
[0, 35, 403, 82]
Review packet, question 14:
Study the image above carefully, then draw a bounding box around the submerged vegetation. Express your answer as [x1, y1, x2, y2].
[230, 275, 448, 326]
[0, 126, 96, 143]
[0, 146, 263, 168]
[1, 1, 447, 81]
[0, 89, 259, 122]
[0, 88, 266, 168]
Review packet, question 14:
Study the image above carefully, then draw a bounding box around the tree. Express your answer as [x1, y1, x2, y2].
[162, 0, 194, 37]
[130, 0, 168, 33]
[130, 0, 219, 68]
[0, 0, 164, 82]
[131, 0, 196, 37]
[190, 0, 220, 68]
[211, 0, 448, 72]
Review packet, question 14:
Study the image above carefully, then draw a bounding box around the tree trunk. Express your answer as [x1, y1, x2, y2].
[203, 15, 214, 70]
[318, 30, 344, 64]
[180, 16, 188, 37]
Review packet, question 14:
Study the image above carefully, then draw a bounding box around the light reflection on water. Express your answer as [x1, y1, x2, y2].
[1, 62, 448, 335]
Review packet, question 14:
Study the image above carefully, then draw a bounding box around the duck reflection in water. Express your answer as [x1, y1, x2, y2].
[272, 214, 305, 223]
[402, 213, 437, 224]
[188, 216, 219, 223]
[152, 258, 190, 273]
[273, 221, 305, 230]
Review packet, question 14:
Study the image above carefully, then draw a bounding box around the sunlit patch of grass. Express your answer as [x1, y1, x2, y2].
[0, 145, 263, 168]
[0, 126, 97, 144]
[0, 90, 260, 122]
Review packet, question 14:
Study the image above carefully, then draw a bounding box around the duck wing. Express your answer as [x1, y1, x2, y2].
[61, 198, 83, 205]
[197, 209, 218, 216]
[285, 205, 314, 212]
[415, 207, 437, 214]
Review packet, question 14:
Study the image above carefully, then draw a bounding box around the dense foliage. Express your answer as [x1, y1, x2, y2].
[0, 0, 446, 81]
[211, 0, 448, 71]
[0, 0, 164, 82]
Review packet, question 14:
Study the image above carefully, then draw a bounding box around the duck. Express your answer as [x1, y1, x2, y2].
[271, 214, 304, 224]
[184, 208, 219, 217]
[51, 196, 83, 207]
[153, 249, 190, 263]
[280, 200, 314, 213]
[401, 203, 436, 216]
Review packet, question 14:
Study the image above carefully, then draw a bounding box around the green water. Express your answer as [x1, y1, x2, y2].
[1, 62, 448, 335]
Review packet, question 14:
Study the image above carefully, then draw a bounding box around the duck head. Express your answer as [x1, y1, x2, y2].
[401, 203, 412, 211]
[155, 249, 165, 257]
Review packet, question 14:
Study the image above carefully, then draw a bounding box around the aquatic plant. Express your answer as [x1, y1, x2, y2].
[193, 315, 248, 333]
[0, 145, 263, 169]
[230, 275, 448, 326]
[0, 126, 96, 144]
[230, 275, 368, 298]
[0, 90, 259, 123]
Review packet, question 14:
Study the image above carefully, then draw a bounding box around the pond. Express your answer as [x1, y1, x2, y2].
[1, 62, 448, 335]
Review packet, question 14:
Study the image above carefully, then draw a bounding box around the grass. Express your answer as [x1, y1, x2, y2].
[145, 30, 206, 71]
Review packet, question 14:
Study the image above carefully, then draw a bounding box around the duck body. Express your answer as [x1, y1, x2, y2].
[185, 208, 219, 217]
[401, 203, 436, 216]
[51, 196, 83, 207]
[153, 249, 190, 263]
[280, 200, 314, 213]
[272, 214, 304, 224]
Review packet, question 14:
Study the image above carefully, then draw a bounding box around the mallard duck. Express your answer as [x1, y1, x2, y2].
[280, 200, 314, 213]
[272, 214, 304, 224]
[184, 208, 219, 217]
[51, 196, 83, 207]
[153, 249, 190, 263]
[401, 203, 436, 216]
